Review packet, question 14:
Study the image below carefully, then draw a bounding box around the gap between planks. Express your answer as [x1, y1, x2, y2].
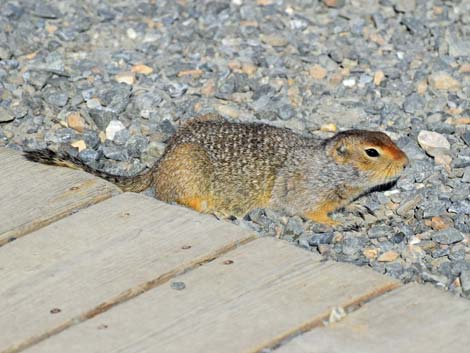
[23, 237, 403, 353]
[0, 148, 120, 246]
[1, 192, 256, 353]
[4, 236, 255, 353]
[273, 283, 470, 353]
[258, 283, 403, 353]
[252, 280, 401, 353]
[8, 238, 405, 353]
[0, 191, 113, 247]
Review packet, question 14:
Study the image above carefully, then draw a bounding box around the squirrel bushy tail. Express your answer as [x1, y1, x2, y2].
[23, 149, 153, 192]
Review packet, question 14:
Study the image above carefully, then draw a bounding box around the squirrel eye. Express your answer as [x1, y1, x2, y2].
[365, 148, 380, 157]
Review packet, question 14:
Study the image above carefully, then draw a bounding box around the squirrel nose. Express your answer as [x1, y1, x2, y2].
[401, 153, 409, 168]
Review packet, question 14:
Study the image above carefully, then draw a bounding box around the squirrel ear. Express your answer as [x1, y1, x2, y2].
[332, 141, 348, 163]
[336, 144, 347, 156]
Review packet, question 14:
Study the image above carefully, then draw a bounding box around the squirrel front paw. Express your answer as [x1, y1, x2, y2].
[303, 210, 340, 227]
[304, 210, 365, 232]
[211, 210, 237, 221]
[343, 203, 375, 219]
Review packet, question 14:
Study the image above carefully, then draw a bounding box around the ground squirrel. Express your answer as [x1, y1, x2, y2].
[24, 115, 408, 225]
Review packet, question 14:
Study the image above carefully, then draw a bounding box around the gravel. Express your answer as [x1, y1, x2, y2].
[0, 0, 469, 298]
[432, 228, 465, 245]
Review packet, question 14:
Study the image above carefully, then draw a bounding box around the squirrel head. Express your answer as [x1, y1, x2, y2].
[326, 130, 409, 185]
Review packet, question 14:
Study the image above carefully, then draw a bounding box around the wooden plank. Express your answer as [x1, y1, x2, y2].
[0, 148, 120, 245]
[275, 284, 470, 353]
[25, 238, 399, 353]
[0, 193, 255, 353]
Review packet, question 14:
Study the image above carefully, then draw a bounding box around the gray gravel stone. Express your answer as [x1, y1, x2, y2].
[102, 144, 129, 161]
[284, 216, 304, 236]
[167, 83, 188, 98]
[401, 17, 426, 37]
[25, 71, 50, 89]
[432, 228, 464, 245]
[394, 0, 416, 13]
[390, 232, 406, 244]
[403, 93, 425, 114]
[45, 128, 78, 144]
[341, 235, 367, 257]
[454, 214, 470, 233]
[0, 107, 15, 123]
[78, 149, 100, 163]
[127, 136, 148, 158]
[397, 194, 422, 217]
[55, 28, 79, 42]
[385, 262, 405, 279]
[42, 52, 65, 74]
[400, 140, 426, 160]
[421, 271, 448, 286]
[368, 225, 394, 239]
[278, 104, 295, 121]
[422, 202, 447, 219]
[82, 130, 100, 149]
[462, 167, 470, 183]
[89, 108, 116, 131]
[448, 31, 470, 58]
[113, 129, 130, 146]
[170, 281, 186, 290]
[45, 91, 69, 107]
[460, 270, 470, 297]
[453, 157, 470, 169]
[448, 200, 470, 215]
[308, 232, 334, 246]
[32, 3, 61, 19]
[462, 132, 470, 147]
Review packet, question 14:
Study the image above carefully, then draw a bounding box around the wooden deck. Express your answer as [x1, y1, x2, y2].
[0, 147, 469, 353]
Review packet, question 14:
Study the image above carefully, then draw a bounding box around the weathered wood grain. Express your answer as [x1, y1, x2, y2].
[275, 284, 470, 353]
[0, 193, 255, 353]
[25, 237, 399, 353]
[0, 147, 120, 245]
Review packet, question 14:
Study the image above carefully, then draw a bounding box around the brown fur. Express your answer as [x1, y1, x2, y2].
[24, 115, 409, 225]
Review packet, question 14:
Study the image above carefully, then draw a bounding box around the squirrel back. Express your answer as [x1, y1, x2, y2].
[154, 118, 320, 215]
[154, 118, 408, 224]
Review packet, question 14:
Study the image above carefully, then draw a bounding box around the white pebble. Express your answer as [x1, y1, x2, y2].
[106, 120, 125, 140]
[417, 130, 450, 157]
[126, 28, 137, 39]
[86, 98, 101, 109]
[342, 78, 356, 87]
[384, 189, 400, 197]
[327, 307, 347, 324]
[285, 6, 294, 15]
[409, 236, 421, 245]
